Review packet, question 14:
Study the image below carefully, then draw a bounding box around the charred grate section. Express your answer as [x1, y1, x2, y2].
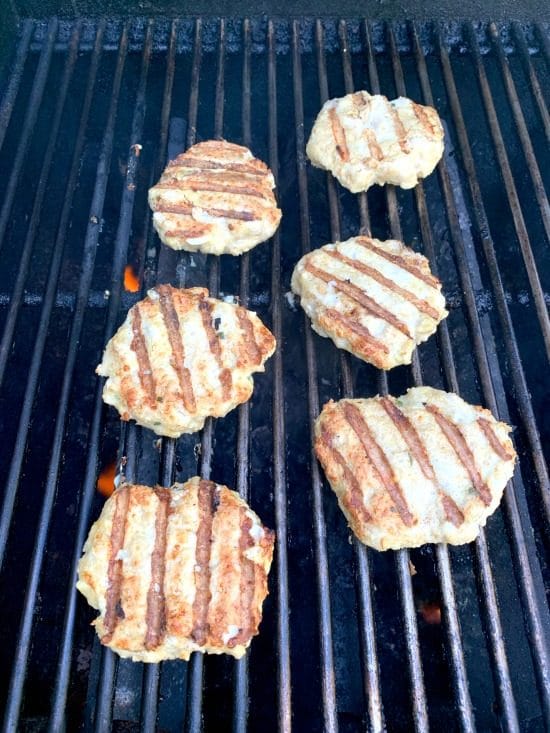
[0, 17, 549, 733]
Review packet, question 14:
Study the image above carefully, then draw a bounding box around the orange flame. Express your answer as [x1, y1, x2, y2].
[419, 601, 442, 625]
[124, 264, 140, 293]
[97, 461, 117, 497]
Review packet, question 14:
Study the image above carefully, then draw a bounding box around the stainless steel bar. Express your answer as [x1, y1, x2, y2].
[510, 23, 550, 143]
[413, 22, 550, 729]
[94, 650, 118, 733]
[315, 21, 341, 243]
[383, 22, 476, 732]
[337, 21, 371, 236]
[2, 23, 130, 733]
[412, 27, 522, 731]
[430, 23, 550, 726]
[302, 19, 347, 733]
[155, 22, 200, 732]
[534, 23, 550, 64]
[466, 22, 550, 361]
[268, 20, 292, 733]
[335, 20, 384, 732]
[185, 17, 217, 733]
[233, 18, 252, 733]
[434, 24, 550, 530]
[80, 22, 151, 733]
[0, 22, 81, 388]
[139, 19, 178, 733]
[186, 19, 202, 152]
[0, 19, 33, 152]
[362, 22, 430, 732]
[0, 19, 57, 252]
[46, 21, 109, 729]
[0, 21, 86, 564]
[488, 22, 550, 241]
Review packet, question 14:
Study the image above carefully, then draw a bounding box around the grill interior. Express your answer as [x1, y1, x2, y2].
[0, 17, 549, 733]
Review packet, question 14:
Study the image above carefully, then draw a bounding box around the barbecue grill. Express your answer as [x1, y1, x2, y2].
[0, 6, 549, 732]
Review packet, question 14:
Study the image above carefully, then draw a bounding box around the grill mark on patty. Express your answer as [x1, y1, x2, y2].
[102, 487, 131, 643]
[227, 510, 256, 648]
[426, 404, 493, 506]
[380, 397, 465, 527]
[364, 128, 384, 161]
[180, 179, 269, 199]
[478, 418, 514, 461]
[320, 307, 389, 356]
[191, 480, 220, 646]
[411, 101, 438, 136]
[439, 493, 466, 527]
[167, 157, 266, 176]
[305, 261, 412, 338]
[131, 305, 156, 407]
[326, 248, 441, 321]
[199, 300, 232, 400]
[380, 397, 437, 482]
[157, 286, 196, 413]
[151, 197, 259, 222]
[328, 107, 350, 161]
[197, 206, 258, 222]
[388, 101, 410, 153]
[355, 237, 440, 288]
[145, 488, 171, 650]
[162, 223, 211, 240]
[342, 401, 415, 526]
[150, 201, 194, 215]
[236, 308, 261, 365]
[318, 427, 372, 524]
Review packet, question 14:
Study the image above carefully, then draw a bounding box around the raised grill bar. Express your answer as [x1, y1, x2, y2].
[0, 17, 548, 733]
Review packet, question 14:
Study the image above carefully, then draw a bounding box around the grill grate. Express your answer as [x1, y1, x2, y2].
[0, 17, 549, 733]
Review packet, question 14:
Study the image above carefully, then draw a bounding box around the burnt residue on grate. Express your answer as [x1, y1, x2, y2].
[0, 17, 549, 733]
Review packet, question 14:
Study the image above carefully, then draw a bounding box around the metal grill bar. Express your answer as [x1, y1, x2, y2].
[88, 21, 157, 733]
[409, 26, 524, 730]
[415, 21, 550, 726]
[431, 26, 550, 725]
[1, 23, 130, 732]
[267, 19, 293, 733]
[488, 24, 550, 241]
[139, 20, 178, 733]
[434, 24, 550, 541]
[49, 20, 146, 730]
[372, 28, 477, 726]
[466, 24, 550, 361]
[0, 21, 84, 565]
[0, 22, 80, 391]
[307, 19, 344, 733]
[360, 22, 431, 731]
[535, 22, 550, 63]
[233, 18, 252, 733]
[182, 18, 227, 733]
[381, 23, 478, 732]
[0, 19, 57, 255]
[182, 18, 207, 733]
[0, 19, 33, 152]
[340, 20, 389, 731]
[511, 22, 550, 138]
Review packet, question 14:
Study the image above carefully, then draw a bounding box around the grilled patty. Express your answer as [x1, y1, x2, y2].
[306, 91, 444, 192]
[77, 479, 275, 662]
[314, 388, 516, 550]
[148, 140, 282, 255]
[291, 236, 447, 370]
[97, 285, 276, 437]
